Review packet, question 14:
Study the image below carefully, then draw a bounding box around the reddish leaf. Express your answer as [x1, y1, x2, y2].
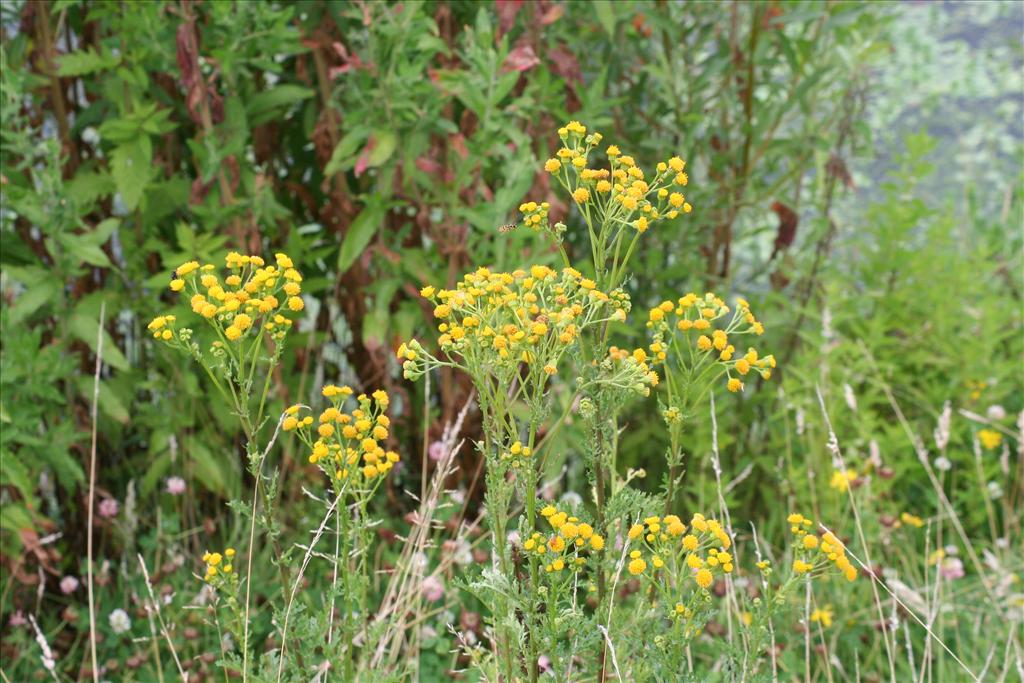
[632, 13, 653, 37]
[769, 201, 799, 260]
[495, 0, 525, 36]
[415, 156, 442, 175]
[449, 133, 469, 160]
[503, 43, 540, 73]
[329, 40, 368, 78]
[761, 3, 784, 30]
[547, 44, 581, 83]
[827, 153, 855, 189]
[540, 4, 564, 24]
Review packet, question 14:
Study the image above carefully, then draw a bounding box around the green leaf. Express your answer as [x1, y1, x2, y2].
[398, 247, 434, 284]
[66, 171, 116, 206]
[75, 376, 130, 424]
[337, 198, 385, 273]
[7, 281, 59, 326]
[594, 1, 617, 37]
[0, 504, 35, 539]
[367, 129, 397, 167]
[57, 48, 119, 77]
[68, 313, 130, 371]
[247, 85, 315, 126]
[324, 128, 369, 177]
[0, 450, 38, 509]
[110, 138, 152, 211]
[362, 307, 389, 352]
[86, 218, 121, 246]
[58, 234, 112, 268]
[189, 442, 229, 498]
[141, 451, 171, 496]
[776, 32, 800, 74]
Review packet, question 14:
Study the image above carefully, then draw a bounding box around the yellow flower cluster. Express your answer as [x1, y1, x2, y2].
[540, 121, 692, 234]
[788, 513, 857, 582]
[810, 606, 834, 628]
[147, 314, 178, 341]
[829, 468, 857, 492]
[499, 439, 533, 467]
[523, 505, 605, 574]
[202, 547, 236, 583]
[149, 253, 303, 346]
[625, 513, 733, 590]
[966, 379, 985, 401]
[599, 346, 660, 397]
[398, 266, 629, 379]
[285, 386, 400, 489]
[518, 200, 551, 232]
[899, 512, 925, 528]
[647, 293, 775, 393]
[978, 428, 1002, 450]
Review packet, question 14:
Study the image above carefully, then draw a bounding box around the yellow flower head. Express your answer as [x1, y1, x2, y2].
[978, 429, 1002, 450]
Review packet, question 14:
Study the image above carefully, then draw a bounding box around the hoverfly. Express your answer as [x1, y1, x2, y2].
[497, 222, 518, 233]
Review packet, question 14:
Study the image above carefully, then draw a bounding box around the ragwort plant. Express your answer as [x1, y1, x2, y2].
[399, 122, 854, 681]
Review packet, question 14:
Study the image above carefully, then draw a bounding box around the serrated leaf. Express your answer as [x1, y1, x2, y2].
[0, 450, 37, 509]
[7, 281, 59, 326]
[66, 171, 116, 206]
[58, 234, 112, 268]
[57, 47, 119, 77]
[337, 198, 385, 273]
[41, 442, 86, 492]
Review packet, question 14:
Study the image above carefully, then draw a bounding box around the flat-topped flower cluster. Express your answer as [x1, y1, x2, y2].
[398, 265, 630, 382]
[522, 504, 607, 575]
[149, 252, 304, 348]
[647, 292, 776, 395]
[284, 385, 400, 497]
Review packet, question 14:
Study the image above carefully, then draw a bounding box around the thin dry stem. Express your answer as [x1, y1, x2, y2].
[814, 384, 898, 679]
[370, 395, 472, 670]
[138, 554, 188, 681]
[86, 302, 104, 682]
[242, 409, 291, 682]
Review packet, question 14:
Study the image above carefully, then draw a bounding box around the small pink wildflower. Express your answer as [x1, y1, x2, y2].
[428, 441, 445, 462]
[940, 557, 965, 580]
[421, 575, 445, 602]
[98, 498, 120, 518]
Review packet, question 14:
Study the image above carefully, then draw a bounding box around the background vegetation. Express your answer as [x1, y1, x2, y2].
[1, 0, 1020, 681]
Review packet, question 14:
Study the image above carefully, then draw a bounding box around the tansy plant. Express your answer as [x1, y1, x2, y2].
[646, 293, 776, 509]
[150, 253, 404, 681]
[396, 122, 856, 681]
[150, 252, 305, 678]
